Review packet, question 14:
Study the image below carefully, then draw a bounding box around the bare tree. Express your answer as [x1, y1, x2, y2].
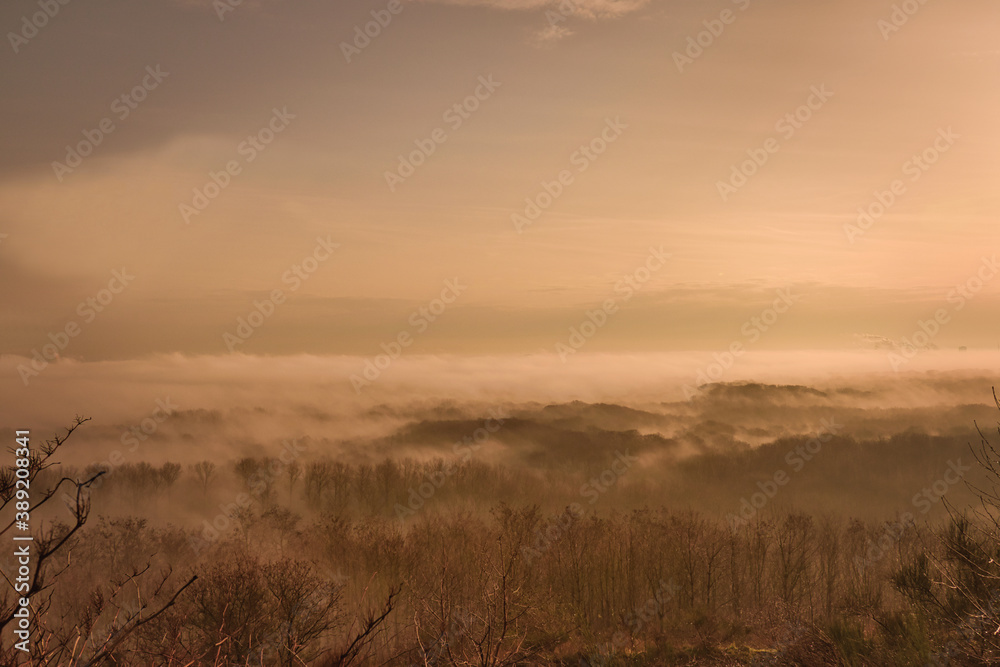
[160, 462, 182, 490]
[263, 558, 344, 666]
[328, 581, 401, 667]
[192, 460, 216, 494]
[925, 388, 1000, 662]
[0, 417, 195, 663]
[287, 460, 302, 497]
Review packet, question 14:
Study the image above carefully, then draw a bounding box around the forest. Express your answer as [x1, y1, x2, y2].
[2, 388, 1000, 666]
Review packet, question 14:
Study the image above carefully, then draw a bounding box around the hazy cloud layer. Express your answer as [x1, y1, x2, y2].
[1, 0, 997, 362]
[416, 0, 651, 19]
[2, 351, 997, 464]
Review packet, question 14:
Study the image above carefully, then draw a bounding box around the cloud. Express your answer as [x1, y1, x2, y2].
[951, 50, 1000, 58]
[169, 0, 276, 15]
[853, 333, 939, 351]
[532, 24, 575, 45]
[853, 333, 900, 351]
[416, 0, 651, 20]
[3, 350, 997, 433]
[176, 0, 651, 21]
[3, 352, 998, 508]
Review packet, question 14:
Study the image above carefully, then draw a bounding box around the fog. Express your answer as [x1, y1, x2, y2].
[2, 350, 997, 520]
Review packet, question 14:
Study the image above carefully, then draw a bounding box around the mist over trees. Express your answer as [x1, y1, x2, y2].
[3, 385, 1000, 664]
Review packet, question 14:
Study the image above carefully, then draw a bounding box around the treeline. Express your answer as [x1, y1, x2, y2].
[68, 428, 986, 524]
[7, 410, 1000, 664]
[72, 456, 565, 519]
[21, 492, 1000, 665]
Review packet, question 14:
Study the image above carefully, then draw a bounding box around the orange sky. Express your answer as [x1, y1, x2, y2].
[1, 0, 999, 361]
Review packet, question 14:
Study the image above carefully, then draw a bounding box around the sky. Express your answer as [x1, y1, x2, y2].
[1, 0, 999, 366]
